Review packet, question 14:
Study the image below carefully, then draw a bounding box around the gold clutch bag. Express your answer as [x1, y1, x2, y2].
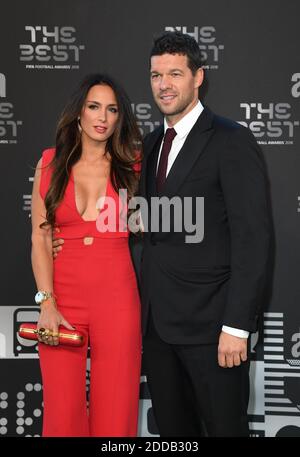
[18, 323, 85, 347]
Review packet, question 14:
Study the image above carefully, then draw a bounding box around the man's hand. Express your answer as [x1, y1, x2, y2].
[52, 227, 64, 258]
[218, 331, 248, 368]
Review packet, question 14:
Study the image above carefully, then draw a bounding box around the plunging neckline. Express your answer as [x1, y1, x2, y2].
[71, 168, 110, 223]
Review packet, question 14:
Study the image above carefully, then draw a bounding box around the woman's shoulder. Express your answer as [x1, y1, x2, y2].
[38, 148, 56, 199]
[41, 147, 56, 166]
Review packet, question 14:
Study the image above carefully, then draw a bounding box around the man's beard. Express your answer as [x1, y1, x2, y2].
[156, 93, 194, 117]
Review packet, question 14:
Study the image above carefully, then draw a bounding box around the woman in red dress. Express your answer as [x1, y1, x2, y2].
[31, 74, 142, 437]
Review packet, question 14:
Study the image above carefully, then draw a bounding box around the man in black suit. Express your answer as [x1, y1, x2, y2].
[139, 31, 270, 436]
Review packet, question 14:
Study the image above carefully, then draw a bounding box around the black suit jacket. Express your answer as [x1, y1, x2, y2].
[138, 106, 271, 344]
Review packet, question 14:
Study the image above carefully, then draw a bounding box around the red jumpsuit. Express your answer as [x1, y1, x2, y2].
[38, 148, 141, 437]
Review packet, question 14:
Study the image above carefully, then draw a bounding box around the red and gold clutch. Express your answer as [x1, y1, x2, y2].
[18, 323, 85, 347]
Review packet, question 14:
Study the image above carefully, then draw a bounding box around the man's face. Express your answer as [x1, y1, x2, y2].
[150, 53, 203, 125]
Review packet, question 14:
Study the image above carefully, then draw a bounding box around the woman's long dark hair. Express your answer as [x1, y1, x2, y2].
[41, 73, 142, 228]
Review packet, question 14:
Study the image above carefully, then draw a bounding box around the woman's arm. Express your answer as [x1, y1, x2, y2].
[31, 158, 55, 299]
[31, 158, 74, 345]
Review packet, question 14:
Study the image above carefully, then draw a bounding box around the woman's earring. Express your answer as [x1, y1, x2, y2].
[77, 116, 82, 133]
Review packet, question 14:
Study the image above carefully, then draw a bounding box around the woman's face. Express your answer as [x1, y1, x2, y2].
[79, 84, 119, 145]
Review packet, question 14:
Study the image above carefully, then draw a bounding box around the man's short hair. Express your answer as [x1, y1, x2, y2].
[150, 31, 203, 75]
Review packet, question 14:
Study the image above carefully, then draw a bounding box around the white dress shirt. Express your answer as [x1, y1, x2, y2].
[157, 100, 249, 339]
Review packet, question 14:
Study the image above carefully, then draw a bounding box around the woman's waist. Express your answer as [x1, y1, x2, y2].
[55, 222, 130, 239]
[57, 236, 130, 250]
[53, 236, 134, 281]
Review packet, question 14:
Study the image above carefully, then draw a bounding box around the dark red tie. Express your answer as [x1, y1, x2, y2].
[156, 127, 177, 192]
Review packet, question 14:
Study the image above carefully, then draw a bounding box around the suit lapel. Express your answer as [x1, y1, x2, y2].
[162, 107, 214, 197]
[141, 126, 164, 198]
[141, 107, 215, 199]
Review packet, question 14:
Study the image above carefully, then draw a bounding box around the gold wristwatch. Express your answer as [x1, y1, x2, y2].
[35, 290, 54, 305]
